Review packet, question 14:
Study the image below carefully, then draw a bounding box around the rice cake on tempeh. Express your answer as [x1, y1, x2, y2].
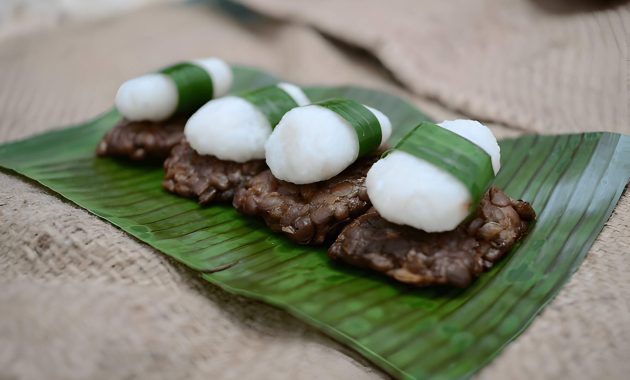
[328, 187, 535, 288]
[163, 141, 267, 205]
[233, 156, 378, 245]
[96, 117, 185, 161]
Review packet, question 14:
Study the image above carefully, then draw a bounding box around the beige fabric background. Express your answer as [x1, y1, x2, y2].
[0, 1, 628, 379]
[236, 0, 630, 135]
[0, 0, 177, 40]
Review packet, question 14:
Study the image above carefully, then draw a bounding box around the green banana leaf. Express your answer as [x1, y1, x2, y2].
[1, 66, 628, 380]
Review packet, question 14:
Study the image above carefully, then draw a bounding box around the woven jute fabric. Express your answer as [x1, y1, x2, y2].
[0, 2, 628, 380]
[235, 0, 630, 135]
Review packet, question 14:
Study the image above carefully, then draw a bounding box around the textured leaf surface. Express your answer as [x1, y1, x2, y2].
[239, 85, 298, 127]
[394, 121, 494, 209]
[0, 66, 628, 380]
[316, 97, 382, 157]
[161, 62, 215, 115]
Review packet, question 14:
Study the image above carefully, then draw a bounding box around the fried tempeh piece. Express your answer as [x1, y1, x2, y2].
[96, 117, 185, 161]
[232, 156, 378, 245]
[163, 141, 267, 205]
[328, 187, 536, 288]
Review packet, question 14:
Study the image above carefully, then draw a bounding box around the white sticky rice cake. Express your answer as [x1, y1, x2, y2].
[115, 57, 232, 122]
[265, 104, 391, 184]
[366, 119, 500, 232]
[184, 83, 309, 163]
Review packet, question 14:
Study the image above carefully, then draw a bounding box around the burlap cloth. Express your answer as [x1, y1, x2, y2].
[1, 1, 628, 379]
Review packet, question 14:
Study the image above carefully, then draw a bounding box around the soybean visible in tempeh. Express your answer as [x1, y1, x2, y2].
[232, 155, 378, 245]
[163, 141, 267, 205]
[328, 187, 536, 288]
[98, 57, 233, 161]
[163, 83, 308, 204]
[96, 117, 185, 161]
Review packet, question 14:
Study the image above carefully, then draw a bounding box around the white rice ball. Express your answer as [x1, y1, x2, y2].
[438, 119, 501, 174]
[185, 83, 309, 163]
[192, 57, 233, 99]
[276, 82, 310, 107]
[115, 57, 232, 122]
[115, 73, 178, 122]
[185, 96, 269, 162]
[366, 151, 470, 232]
[265, 104, 392, 184]
[366, 106, 392, 146]
[366, 119, 500, 232]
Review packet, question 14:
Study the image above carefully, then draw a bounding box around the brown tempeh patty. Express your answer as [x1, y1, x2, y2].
[96, 117, 186, 161]
[232, 156, 379, 245]
[328, 187, 536, 288]
[163, 141, 267, 205]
